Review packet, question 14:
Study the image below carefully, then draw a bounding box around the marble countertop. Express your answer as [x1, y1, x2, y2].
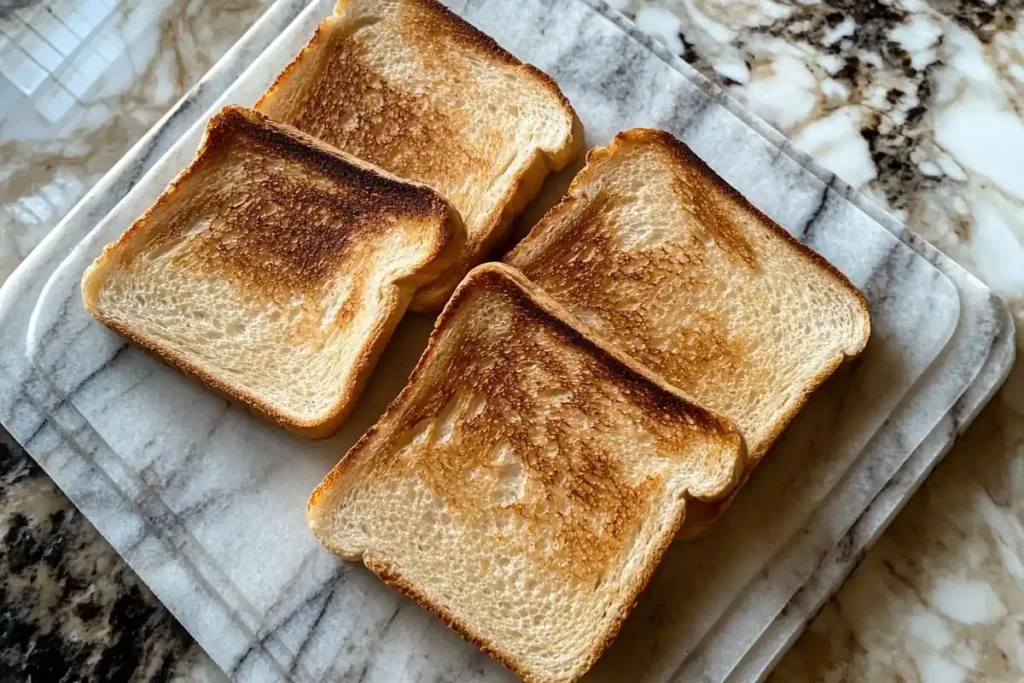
[0, 0, 1021, 681]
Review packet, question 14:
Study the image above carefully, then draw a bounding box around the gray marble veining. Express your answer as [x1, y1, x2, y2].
[0, 1, 1014, 682]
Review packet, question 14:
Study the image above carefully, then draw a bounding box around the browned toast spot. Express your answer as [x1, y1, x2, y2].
[513, 189, 751, 391]
[258, 0, 583, 310]
[357, 267, 734, 582]
[82, 105, 463, 436]
[138, 108, 446, 305]
[275, 31, 488, 197]
[307, 264, 745, 679]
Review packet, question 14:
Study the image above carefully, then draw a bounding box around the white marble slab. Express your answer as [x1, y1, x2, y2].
[0, 1, 1014, 682]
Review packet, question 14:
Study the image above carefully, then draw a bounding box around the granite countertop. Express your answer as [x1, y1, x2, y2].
[1, 0, 1022, 681]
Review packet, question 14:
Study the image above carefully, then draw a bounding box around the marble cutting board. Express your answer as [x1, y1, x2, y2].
[0, 0, 1015, 681]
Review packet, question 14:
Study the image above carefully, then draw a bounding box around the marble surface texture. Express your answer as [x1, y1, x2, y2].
[0, 1, 1021, 683]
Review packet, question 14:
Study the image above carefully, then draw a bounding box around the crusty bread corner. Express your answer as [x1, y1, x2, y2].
[82, 105, 465, 439]
[528, 127, 871, 363]
[256, 0, 583, 313]
[629, 130, 870, 538]
[325, 0, 584, 170]
[394, 0, 584, 311]
[506, 127, 870, 538]
[308, 263, 746, 682]
[408, 107, 583, 312]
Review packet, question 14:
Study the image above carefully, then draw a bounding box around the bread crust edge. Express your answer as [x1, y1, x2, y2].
[256, 0, 585, 312]
[81, 105, 465, 439]
[309, 264, 744, 681]
[309, 262, 746, 508]
[363, 495, 685, 683]
[506, 127, 871, 537]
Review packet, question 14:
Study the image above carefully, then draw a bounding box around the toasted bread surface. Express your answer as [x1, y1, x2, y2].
[256, 0, 582, 310]
[81, 105, 464, 438]
[506, 128, 870, 535]
[307, 263, 746, 682]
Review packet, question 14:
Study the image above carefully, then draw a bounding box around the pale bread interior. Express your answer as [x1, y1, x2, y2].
[308, 264, 745, 683]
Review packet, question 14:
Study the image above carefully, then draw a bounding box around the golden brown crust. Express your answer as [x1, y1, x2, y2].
[309, 262, 745, 507]
[459, 265, 740, 437]
[257, 0, 583, 311]
[258, 14, 488, 193]
[309, 263, 745, 681]
[367, 559, 540, 681]
[334, 0, 579, 130]
[509, 129, 870, 445]
[366, 499, 684, 683]
[84, 302, 403, 438]
[89, 106, 461, 297]
[81, 105, 464, 438]
[616, 128, 871, 345]
[393, 0, 518, 66]
[407, 107, 584, 311]
[631, 131, 871, 481]
[506, 128, 870, 536]
[254, 16, 335, 114]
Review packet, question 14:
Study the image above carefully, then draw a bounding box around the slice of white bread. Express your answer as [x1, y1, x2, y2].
[307, 263, 746, 683]
[81, 105, 464, 439]
[256, 0, 583, 311]
[506, 129, 871, 537]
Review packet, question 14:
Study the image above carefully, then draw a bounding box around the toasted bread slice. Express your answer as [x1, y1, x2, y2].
[256, 0, 582, 311]
[308, 263, 746, 683]
[81, 105, 464, 438]
[506, 129, 870, 536]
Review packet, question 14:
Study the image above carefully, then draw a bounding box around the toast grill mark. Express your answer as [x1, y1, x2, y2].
[516, 191, 745, 390]
[378, 285, 720, 583]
